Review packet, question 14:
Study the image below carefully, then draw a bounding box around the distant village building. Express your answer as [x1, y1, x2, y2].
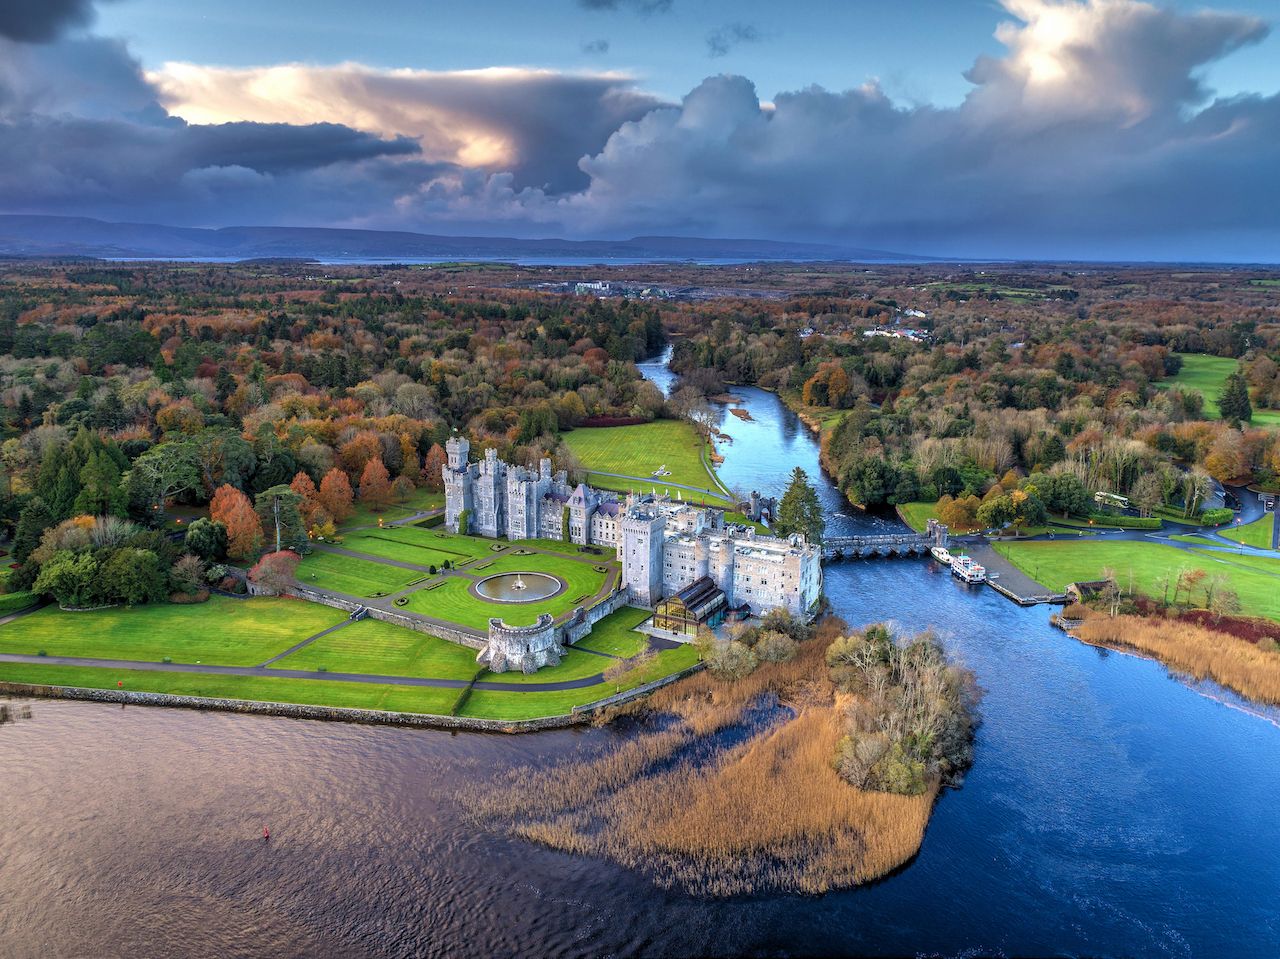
[574, 280, 612, 295]
[443, 436, 822, 620]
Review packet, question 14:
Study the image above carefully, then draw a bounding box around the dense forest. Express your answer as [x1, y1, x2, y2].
[1, 259, 1277, 607]
[0, 261, 665, 606]
[665, 266, 1280, 529]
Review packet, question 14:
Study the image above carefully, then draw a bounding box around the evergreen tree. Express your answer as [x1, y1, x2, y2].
[73, 451, 126, 517]
[1218, 369, 1253, 425]
[13, 497, 54, 564]
[775, 467, 825, 543]
[254, 485, 307, 554]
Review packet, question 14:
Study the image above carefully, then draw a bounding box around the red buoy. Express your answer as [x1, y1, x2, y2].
[263, 826, 270, 840]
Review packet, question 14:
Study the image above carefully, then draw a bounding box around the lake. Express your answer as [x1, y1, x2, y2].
[2, 352, 1277, 957]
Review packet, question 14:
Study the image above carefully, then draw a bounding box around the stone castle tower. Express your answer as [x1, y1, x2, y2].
[443, 435, 473, 532]
[620, 507, 665, 606]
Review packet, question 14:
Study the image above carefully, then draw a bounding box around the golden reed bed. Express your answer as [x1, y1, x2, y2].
[1074, 613, 1280, 705]
[473, 632, 938, 896]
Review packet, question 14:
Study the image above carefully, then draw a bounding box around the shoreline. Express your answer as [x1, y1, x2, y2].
[0, 662, 704, 732]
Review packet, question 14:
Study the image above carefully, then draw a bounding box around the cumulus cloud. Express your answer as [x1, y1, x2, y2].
[706, 22, 763, 58]
[1, 0, 1279, 259]
[539, 0, 1279, 259]
[0, 0, 118, 43]
[149, 63, 663, 192]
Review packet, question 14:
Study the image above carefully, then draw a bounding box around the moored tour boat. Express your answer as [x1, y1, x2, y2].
[950, 554, 987, 584]
[930, 545, 952, 566]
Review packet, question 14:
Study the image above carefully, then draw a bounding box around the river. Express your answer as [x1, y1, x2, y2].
[2, 353, 1278, 958]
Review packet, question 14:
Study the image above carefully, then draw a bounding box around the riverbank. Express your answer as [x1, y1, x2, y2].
[0, 660, 704, 733]
[1069, 612, 1280, 706]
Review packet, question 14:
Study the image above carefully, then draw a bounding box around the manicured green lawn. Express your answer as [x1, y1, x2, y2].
[0, 597, 345, 666]
[1158, 354, 1280, 426]
[339, 527, 496, 568]
[1221, 513, 1275, 549]
[480, 552, 613, 603]
[0, 661, 461, 714]
[563, 420, 729, 502]
[994, 540, 1280, 620]
[297, 549, 422, 597]
[403, 550, 613, 629]
[898, 501, 940, 532]
[269, 618, 482, 680]
[573, 606, 651, 657]
[340, 489, 445, 530]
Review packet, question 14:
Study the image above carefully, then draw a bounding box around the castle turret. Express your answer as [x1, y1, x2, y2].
[446, 434, 469, 471]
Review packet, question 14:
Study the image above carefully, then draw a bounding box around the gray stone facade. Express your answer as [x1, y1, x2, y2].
[479, 614, 562, 673]
[444, 440, 822, 618]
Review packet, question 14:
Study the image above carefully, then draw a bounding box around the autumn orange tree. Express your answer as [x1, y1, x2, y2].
[359, 457, 392, 512]
[318, 468, 355, 523]
[290, 471, 322, 524]
[210, 484, 263, 559]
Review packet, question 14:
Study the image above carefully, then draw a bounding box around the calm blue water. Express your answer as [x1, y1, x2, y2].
[1, 356, 1278, 958]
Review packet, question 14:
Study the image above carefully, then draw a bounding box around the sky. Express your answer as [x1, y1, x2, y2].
[1, 0, 1279, 260]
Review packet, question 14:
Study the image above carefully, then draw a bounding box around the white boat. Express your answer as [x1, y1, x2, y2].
[930, 545, 952, 566]
[950, 554, 987, 584]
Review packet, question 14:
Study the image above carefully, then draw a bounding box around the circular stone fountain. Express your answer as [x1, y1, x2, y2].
[472, 571, 564, 603]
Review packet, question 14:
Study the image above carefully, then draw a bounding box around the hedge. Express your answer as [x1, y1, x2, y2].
[0, 591, 38, 615]
[1199, 508, 1235, 527]
[1088, 513, 1162, 529]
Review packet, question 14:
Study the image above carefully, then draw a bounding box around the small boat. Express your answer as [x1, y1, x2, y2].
[930, 545, 952, 566]
[950, 555, 987, 584]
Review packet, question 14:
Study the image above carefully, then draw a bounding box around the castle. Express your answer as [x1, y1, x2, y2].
[443, 436, 822, 620]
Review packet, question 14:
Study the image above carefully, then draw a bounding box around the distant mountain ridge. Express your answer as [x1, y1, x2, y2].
[0, 215, 926, 262]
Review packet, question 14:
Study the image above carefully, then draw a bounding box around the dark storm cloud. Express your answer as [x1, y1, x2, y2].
[0, 0, 116, 42]
[706, 22, 762, 58]
[1, 0, 1279, 259]
[151, 64, 666, 195]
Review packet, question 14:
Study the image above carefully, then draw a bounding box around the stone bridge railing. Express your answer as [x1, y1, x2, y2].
[822, 519, 948, 562]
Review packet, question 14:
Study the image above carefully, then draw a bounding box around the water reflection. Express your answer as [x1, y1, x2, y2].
[1, 357, 1278, 958]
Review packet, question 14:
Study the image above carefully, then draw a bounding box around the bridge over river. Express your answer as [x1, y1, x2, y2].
[821, 519, 949, 561]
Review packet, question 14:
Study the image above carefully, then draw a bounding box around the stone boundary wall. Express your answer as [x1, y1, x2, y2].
[0, 681, 582, 733]
[0, 664, 705, 733]
[571, 661, 704, 713]
[283, 585, 486, 650]
[562, 588, 631, 645]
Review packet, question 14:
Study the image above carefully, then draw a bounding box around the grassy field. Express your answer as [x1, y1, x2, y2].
[573, 606, 652, 657]
[1159, 354, 1280, 426]
[403, 549, 612, 629]
[563, 420, 729, 503]
[340, 489, 444, 530]
[459, 644, 700, 719]
[898, 501, 941, 533]
[0, 598, 345, 666]
[0, 661, 463, 714]
[338, 526, 495, 568]
[1221, 513, 1275, 549]
[269, 618, 482, 680]
[296, 549, 423, 597]
[994, 540, 1280, 620]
